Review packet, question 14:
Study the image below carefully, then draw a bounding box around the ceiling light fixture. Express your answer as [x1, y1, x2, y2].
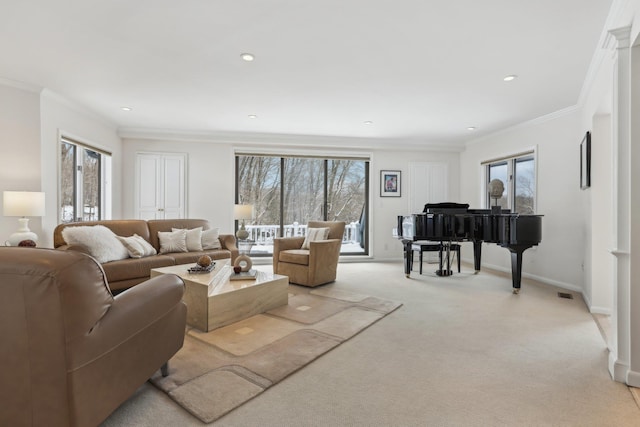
[241, 53, 255, 62]
[364, 121, 373, 125]
[503, 75, 518, 82]
[121, 107, 132, 111]
[248, 114, 257, 119]
[467, 127, 476, 131]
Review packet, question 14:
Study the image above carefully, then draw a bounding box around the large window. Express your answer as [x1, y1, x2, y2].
[60, 138, 112, 223]
[236, 154, 369, 255]
[484, 151, 536, 214]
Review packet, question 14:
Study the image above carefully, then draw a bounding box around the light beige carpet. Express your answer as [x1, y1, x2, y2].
[149, 284, 402, 423]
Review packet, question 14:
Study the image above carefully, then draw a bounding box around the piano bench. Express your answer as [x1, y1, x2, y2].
[411, 242, 461, 275]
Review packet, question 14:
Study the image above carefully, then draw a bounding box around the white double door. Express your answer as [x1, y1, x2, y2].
[135, 153, 186, 220]
[408, 161, 449, 213]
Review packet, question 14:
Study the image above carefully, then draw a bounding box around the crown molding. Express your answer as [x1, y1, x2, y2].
[40, 89, 117, 130]
[117, 127, 465, 153]
[464, 104, 580, 148]
[0, 77, 42, 93]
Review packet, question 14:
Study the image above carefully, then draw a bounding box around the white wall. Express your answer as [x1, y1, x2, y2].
[0, 82, 122, 249]
[122, 137, 460, 259]
[588, 114, 614, 314]
[122, 139, 236, 234]
[461, 111, 585, 291]
[39, 90, 122, 248]
[0, 83, 42, 244]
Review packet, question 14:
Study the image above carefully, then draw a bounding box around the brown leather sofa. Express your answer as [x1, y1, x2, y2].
[0, 247, 187, 427]
[53, 219, 238, 291]
[273, 221, 346, 287]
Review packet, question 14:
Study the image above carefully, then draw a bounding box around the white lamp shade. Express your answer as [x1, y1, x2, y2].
[234, 204, 254, 220]
[3, 191, 46, 217]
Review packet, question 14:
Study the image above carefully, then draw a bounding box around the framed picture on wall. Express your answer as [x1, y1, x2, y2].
[380, 170, 401, 197]
[580, 131, 591, 189]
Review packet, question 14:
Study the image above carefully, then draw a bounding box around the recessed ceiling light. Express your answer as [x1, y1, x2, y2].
[467, 126, 476, 131]
[241, 53, 255, 62]
[364, 121, 373, 125]
[503, 75, 518, 82]
[248, 114, 257, 119]
[121, 107, 132, 111]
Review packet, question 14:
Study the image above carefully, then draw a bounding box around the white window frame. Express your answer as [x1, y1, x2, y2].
[482, 148, 537, 214]
[59, 136, 112, 223]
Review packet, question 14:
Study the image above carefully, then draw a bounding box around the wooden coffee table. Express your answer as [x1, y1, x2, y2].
[151, 259, 289, 332]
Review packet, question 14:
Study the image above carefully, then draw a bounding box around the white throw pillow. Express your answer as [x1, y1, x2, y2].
[158, 229, 188, 254]
[301, 227, 330, 250]
[172, 227, 203, 251]
[201, 228, 221, 250]
[61, 225, 129, 263]
[117, 234, 157, 258]
[134, 234, 157, 256]
[117, 235, 144, 258]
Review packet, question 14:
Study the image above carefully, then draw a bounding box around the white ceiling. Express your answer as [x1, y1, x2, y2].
[0, 0, 614, 147]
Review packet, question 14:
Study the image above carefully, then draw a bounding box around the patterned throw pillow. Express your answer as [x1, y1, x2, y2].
[172, 227, 203, 251]
[117, 234, 157, 258]
[301, 227, 330, 250]
[158, 229, 188, 254]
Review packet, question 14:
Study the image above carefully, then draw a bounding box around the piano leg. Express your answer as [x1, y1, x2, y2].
[508, 246, 530, 294]
[403, 240, 412, 278]
[473, 240, 482, 273]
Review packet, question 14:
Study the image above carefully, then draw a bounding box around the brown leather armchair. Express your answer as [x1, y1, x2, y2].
[0, 247, 187, 427]
[273, 221, 346, 287]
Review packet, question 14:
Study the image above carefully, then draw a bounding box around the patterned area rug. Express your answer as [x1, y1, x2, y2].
[150, 285, 402, 423]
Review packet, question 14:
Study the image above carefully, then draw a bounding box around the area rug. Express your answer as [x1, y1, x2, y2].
[150, 284, 402, 423]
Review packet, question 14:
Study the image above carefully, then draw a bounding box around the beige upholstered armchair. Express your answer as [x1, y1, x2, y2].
[273, 221, 346, 287]
[0, 247, 187, 427]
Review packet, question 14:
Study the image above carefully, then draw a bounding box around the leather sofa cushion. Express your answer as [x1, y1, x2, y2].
[102, 255, 176, 282]
[167, 250, 231, 265]
[53, 220, 150, 249]
[278, 249, 310, 266]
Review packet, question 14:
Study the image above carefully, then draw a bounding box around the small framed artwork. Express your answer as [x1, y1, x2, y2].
[380, 170, 401, 197]
[580, 131, 591, 189]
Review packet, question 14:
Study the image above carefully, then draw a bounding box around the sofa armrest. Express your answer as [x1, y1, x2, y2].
[67, 274, 185, 369]
[56, 243, 92, 256]
[309, 239, 342, 262]
[308, 239, 342, 282]
[273, 237, 305, 272]
[219, 234, 238, 263]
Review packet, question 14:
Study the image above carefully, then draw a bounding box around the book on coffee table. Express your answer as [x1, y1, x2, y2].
[229, 269, 257, 280]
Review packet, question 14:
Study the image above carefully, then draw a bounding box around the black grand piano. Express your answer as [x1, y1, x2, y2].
[397, 203, 542, 293]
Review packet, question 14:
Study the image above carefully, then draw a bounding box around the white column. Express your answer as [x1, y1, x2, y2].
[606, 26, 632, 384]
[627, 38, 640, 386]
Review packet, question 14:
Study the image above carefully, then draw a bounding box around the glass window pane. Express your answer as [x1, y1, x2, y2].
[237, 156, 281, 253]
[327, 159, 366, 254]
[82, 149, 101, 221]
[515, 157, 535, 214]
[236, 155, 369, 256]
[488, 162, 508, 209]
[60, 141, 76, 223]
[283, 157, 324, 230]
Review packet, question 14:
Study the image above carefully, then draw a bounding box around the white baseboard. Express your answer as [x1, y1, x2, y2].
[464, 257, 582, 293]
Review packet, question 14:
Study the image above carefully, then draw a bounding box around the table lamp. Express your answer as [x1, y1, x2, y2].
[3, 191, 46, 246]
[234, 204, 254, 240]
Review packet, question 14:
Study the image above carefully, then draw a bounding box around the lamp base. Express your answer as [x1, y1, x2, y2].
[6, 218, 38, 246]
[6, 231, 38, 247]
[236, 228, 249, 241]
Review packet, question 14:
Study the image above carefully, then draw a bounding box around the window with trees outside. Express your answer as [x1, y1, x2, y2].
[60, 138, 112, 223]
[236, 154, 369, 256]
[484, 151, 536, 214]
